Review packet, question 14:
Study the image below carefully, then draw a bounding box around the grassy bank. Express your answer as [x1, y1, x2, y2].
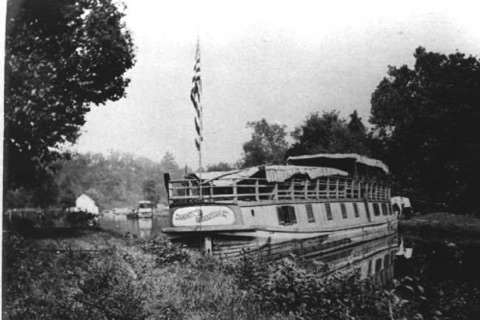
[3, 223, 480, 319]
[399, 212, 480, 244]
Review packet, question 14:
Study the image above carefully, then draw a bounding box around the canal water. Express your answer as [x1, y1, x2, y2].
[100, 214, 170, 239]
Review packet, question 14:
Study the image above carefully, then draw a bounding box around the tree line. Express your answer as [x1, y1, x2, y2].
[5, 151, 184, 211]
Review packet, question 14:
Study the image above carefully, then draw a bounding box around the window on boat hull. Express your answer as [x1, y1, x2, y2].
[325, 203, 333, 220]
[382, 203, 388, 216]
[277, 206, 297, 226]
[305, 204, 315, 223]
[373, 203, 381, 216]
[353, 202, 360, 218]
[340, 203, 348, 219]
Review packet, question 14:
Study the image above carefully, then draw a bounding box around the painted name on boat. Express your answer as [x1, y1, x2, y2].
[172, 206, 235, 226]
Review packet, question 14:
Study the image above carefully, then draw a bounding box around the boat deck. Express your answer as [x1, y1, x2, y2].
[168, 176, 390, 204]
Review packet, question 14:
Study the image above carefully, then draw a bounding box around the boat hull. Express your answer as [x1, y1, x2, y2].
[165, 218, 396, 260]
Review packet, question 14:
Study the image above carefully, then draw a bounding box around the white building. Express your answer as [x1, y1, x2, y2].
[75, 194, 99, 214]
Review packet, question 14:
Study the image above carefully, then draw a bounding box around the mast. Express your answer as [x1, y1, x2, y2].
[191, 37, 203, 197]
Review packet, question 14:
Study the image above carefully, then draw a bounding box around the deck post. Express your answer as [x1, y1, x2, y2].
[304, 180, 308, 199]
[188, 180, 193, 199]
[336, 179, 339, 199]
[290, 180, 294, 200]
[233, 181, 238, 201]
[255, 179, 259, 201]
[204, 237, 212, 255]
[315, 179, 319, 199]
[326, 178, 330, 199]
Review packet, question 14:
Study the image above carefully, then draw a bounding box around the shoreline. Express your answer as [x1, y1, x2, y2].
[399, 212, 480, 244]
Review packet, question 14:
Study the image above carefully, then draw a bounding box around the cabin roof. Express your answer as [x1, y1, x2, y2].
[287, 153, 389, 174]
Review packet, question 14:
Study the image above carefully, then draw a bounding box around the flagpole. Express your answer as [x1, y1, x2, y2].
[191, 36, 203, 199]
[199, 90, 203, 200]
[197, 37, 202, 199]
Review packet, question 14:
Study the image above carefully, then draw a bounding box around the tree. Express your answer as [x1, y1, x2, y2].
[241, 119, 289, 167]
[4, 0, 135, 191]
[160, 151, 183, 178]
[370, 47, 480, 214]
[142, 179, 160, 205]
[287, 110, 370, 157]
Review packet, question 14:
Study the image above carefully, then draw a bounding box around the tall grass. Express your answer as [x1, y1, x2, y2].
[3, 230, 480, 319]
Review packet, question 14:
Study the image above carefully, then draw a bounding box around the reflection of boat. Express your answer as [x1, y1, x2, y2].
[138, 218, 153, 238]
[162, 153, 397, 259]
[311, 234, 398, 284]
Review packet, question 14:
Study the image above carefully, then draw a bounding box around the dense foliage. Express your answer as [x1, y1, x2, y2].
[241, 111, 370, 168]
[2, 232, 149, 320]
[4, 0, 135, 190]
[370, 47, 480, 214]
[288, 110, 370, 157]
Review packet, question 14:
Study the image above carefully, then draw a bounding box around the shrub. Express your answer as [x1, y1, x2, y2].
[233, 255, 407, 320]
[73, 259, 149, 320]
[141, 237, 191, 265]
[65, 210, 97, 227]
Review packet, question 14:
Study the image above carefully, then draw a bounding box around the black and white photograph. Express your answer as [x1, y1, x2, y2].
[3, 0, 480, 319]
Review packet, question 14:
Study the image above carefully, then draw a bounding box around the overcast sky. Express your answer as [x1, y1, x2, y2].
[73, 0, 480, 169]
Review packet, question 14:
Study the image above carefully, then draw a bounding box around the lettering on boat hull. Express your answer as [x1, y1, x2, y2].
[172, 206, 235, 227]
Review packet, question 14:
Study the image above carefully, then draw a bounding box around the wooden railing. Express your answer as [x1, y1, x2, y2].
[168, 177, 390, 204]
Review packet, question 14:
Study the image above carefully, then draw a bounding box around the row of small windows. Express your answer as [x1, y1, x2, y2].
[277, 202, 395, 225]
[373, 203, 393, 216]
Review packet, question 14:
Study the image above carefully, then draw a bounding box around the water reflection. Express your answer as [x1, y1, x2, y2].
[309, 235, 398, 284]
[396, 238, 413, 259]
[99, 214, 169, 239]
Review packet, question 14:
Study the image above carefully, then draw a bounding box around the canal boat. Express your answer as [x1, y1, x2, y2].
[162, 153, 397, 259]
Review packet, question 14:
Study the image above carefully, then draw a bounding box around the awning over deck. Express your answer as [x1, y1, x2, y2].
[287, 153, 389, 174]
[186, 165, 348, 186]
[263, 165, 347, 182]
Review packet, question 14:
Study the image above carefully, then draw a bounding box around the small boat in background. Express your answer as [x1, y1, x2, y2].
[126, 200, 155, 219]
[137, 200, 154, 218]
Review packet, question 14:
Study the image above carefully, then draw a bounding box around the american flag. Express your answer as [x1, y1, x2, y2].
[190, 39, 202, 151]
